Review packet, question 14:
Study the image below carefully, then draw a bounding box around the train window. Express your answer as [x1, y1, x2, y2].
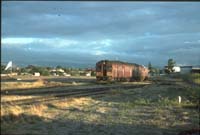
[96, 65, 101, 71]
[106, 65, 112, 71]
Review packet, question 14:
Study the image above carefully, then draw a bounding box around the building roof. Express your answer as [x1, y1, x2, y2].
[180, 66, 193, 68]
[192, 67, 200, 70]
[192, 65, 200, 69]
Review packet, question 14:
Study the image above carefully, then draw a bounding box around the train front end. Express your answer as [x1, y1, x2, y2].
[96, 60, 112, 81]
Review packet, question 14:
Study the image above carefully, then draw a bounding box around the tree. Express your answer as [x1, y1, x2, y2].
[18, 67, 29, 75]
[41, 69, 50, 76]
[165, 58, 176, 74]
[1, 65, 8, 74]
[168, 59, 176, 72]
[64, 67, 73, 74]
[46, 67, 52, 70]
[56, 65, 62, 69]
[154, 68, 160, 75]
[148, 62, 152, 74]
[91, 71, 96, 76]
[148, 62, 156, 75]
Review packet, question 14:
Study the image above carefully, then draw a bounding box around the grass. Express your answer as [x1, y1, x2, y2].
[1, 76, 199, 135]
[1, 95, 40, 102]
[1, 79, 94, 91]
[172, 73, 200, 85]
[1, 79, 46, 90]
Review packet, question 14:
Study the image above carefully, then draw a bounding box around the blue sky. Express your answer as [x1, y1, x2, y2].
[2, 1, 200, 68]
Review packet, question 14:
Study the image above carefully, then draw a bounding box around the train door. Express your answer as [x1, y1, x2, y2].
[103, 63, 107, 76]
[136, 66, 139, 76]
[132, 66, 139, 80]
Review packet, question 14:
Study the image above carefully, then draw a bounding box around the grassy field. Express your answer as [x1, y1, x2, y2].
[1, 76, 199, 135]
[1, 76, 97, 90]
[171, 73, 200, 85]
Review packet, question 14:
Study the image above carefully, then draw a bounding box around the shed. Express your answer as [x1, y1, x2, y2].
[180, 66, 192, 74]
[191, 66, 200, 73]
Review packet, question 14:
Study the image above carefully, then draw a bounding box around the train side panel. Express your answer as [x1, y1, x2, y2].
[96, 60, 149, 81]
[111, 63, 133, 80]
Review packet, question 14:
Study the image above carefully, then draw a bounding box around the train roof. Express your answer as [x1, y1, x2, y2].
[97, 60, 141, 67]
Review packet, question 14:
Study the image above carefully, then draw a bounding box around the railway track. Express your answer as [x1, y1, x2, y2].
[1, 84, 148, 106]
[1, 84, 147, 96]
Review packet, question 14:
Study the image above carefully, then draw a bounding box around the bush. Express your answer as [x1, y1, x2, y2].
[185, 87, 200, 106]
[91, 71, 96, 76]
[41, 70, 50, 76]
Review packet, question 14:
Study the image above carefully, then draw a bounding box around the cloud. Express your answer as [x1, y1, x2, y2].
[3, 2, 200, 38]
[2, 37, 78, 48]
[92, 50, 107, 56]
[184, 40, 200, 44]
[2, 37, 35, 45]
[2, 2, 200, 67]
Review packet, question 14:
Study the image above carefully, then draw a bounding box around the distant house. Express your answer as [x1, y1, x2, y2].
[191, 66, 200, 73]
[10, 72, 18, 76]
[1, 74, 8, 77]
[173, 66, 181, 73]
[180, 66, 193, 74]
[50, 68, 66, 76]
[52, 73, 57, 76]
[85, 68, 95, 72]
[164, 66, 181, 73]
[86, 72, 91, 77]
[57, 69, 64, 73]
[63, 73, 71, 77]
[50, 69, 57, 72]
[85, 68, 95, 76]
[34, 72, 40, 76]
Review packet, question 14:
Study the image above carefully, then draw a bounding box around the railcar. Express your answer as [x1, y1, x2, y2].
[96, 60, 149, 81]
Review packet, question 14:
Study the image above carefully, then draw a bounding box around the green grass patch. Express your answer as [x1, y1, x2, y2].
[172, 73, 200, 85]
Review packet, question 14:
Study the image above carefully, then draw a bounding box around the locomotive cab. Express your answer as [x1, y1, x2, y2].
[96, 61, 112, 81]
[96, 60, 148, 82]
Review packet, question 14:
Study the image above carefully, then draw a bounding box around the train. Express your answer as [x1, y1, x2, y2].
[96, 60, 149, 81]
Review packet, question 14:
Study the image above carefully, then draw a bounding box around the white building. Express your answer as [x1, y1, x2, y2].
[173, 66, 181, 73]
[86, 72, 91, 77]
[34, 72, 40, 76]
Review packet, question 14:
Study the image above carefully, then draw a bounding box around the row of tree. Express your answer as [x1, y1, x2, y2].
[1, 59, 176, 76]
[148, 58, 176, 75]
[1, 65, 96, 76]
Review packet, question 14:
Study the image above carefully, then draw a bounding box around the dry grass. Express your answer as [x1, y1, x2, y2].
[1, 97, 96, 122]
[52, 97, 97, 110]
[1, 104, 48, 118]
[96, 106, 111, 114]
[1, 79, 46, 90]
[1, 80, 92, 91]
[1, 105, 23, 117]
[29, 104, 48, 117]
[121, 81, 151, 85]
[1, 76, 199, 135]
[1, 95, 40, 102]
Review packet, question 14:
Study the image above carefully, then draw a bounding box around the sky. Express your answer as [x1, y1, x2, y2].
[2, 1, 200, 68]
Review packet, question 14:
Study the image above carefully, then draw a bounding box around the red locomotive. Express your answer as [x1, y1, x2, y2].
[96, 60, 149, 81]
